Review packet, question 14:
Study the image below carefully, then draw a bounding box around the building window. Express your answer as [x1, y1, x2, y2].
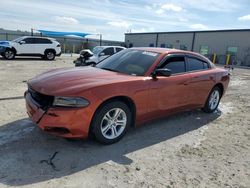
[200, 45, 209, 55]
[166, 44, 173, 49]
[149, 43, 154, 47]
[227, 46, 238, 56]
[180, 44, 188, 50]
[160, 43, 166, 48]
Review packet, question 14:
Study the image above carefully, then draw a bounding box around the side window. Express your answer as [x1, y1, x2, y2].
[102, 47, 114, 56]
[34, 38, 52, 44]
[161, 56, 186, 74]
[187, 57, 209, 71]
[116, 47, 123, 53]
[23, 38, 34, 44]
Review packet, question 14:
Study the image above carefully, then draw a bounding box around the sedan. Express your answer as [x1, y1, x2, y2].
[25, 48, 230, 144]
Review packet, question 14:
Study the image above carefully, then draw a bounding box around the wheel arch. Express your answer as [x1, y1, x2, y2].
[44, 48, 56, 55]
[5, 47, 16, 54]
[213, 83, 224, 96]
[89, 96, 137, 136]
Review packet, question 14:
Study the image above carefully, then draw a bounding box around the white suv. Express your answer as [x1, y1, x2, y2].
[0, 36, 61, 60]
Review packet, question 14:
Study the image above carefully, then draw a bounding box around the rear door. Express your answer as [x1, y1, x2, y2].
[148, 54, 191, 117]
[185, 55, 215, 106]
[33, 38, 52, 54]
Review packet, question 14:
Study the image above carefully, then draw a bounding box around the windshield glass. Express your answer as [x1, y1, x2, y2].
[11, 37, 25, 43]
[96, 49, 160, 76]
[92, 46, 104, 55]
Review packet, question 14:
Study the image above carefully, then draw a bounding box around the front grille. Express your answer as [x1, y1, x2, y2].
[28, 87, 54, 110]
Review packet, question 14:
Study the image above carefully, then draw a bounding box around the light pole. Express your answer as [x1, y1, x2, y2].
[97, 34, 102, 46]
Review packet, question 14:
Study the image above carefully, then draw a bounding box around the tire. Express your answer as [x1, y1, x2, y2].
[92, 101, 131, 144]
[202, 86, 222, 113]
[3, 49, 15, 60]
[45, 50, 55, 60]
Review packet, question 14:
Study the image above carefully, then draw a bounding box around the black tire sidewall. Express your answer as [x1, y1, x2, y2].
[4, 49, 15, 60]
[92, 101, 131, 144]
[45, 51, 55, 60]
[202, 86, 222, 113]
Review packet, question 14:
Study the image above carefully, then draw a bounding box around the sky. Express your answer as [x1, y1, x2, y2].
[0, 0, 250, 41]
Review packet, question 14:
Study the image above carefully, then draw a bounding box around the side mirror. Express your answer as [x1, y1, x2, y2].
[99, 52, 105, 56]
[19, 41, 26, 45]
[153, 68, 172, 78]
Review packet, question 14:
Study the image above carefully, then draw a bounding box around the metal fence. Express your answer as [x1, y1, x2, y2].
[0, 33, 125, 54]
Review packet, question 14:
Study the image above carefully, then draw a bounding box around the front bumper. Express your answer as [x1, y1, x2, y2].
[0, 46, 6, 54]
[25, 91, 91, 139]
[56, 52, 62, 57]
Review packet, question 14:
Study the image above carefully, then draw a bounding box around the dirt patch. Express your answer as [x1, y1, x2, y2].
[0, 57, 249, 187]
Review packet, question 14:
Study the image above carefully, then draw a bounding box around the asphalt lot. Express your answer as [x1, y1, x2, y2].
[0, 55, 249, 188]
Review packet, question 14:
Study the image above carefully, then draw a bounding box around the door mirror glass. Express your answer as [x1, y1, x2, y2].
[19, 41, 26, 45]
[154, 68, 172, 77]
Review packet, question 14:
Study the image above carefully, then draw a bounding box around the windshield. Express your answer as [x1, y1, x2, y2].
[96, 49, 160, 76]
[92, 46, 104, 55]
[11, 37, 25, 43]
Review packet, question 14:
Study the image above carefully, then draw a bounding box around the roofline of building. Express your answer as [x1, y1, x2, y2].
[125, 29, 250, 35]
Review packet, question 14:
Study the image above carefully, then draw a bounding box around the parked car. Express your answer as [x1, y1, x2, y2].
[0, 36, 61, 60]
[25, 48, 230, 144]
[74, 46, 126, 66]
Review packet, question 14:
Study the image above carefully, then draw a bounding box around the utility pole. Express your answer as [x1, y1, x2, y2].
[99, 34, 102, 46]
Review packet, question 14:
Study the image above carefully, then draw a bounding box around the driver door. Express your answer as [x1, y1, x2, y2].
[148, 54, 191, 118]
[16, 37, 36, 54]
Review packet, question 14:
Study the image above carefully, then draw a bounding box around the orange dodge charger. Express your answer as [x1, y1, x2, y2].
[25, 48, 230, 144]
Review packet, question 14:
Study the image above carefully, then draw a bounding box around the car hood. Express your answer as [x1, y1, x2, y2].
[0, 41, 11, 48]
[28, 67, 133, 96]
[0, 41, 9, 45]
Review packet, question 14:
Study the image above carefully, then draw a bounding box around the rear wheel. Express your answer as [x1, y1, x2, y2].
[45, 50, 55, 60]
[202, 86, 222, 113]
[92, 101, 131, 144]
[3, 49, 15, 60]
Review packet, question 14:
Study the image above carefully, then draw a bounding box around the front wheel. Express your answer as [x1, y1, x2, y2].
[92, 101, 131, 144]
[3, 49, 15, 60]
[202, 86, 222, 113]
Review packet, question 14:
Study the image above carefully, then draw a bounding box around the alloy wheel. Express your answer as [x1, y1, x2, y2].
[100, 108, 127, 139]
[209, 90, 220, 110]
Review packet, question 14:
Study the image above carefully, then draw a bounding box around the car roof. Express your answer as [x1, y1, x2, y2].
[21, 36, 56, 40]
[132, 47, 187, 54]
[95, 46, 126, 48]
[133, 47, 207, 58]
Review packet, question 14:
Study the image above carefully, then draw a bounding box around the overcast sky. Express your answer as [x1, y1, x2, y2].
[0, 0, 250, 41]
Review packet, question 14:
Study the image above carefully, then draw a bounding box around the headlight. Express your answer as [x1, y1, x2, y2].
[53, 97, 89, 107]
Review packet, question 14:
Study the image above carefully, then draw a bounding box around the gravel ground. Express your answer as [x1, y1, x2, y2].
[0, 56, 249, 188]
